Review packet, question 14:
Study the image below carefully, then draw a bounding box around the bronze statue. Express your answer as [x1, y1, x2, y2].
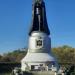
[29, 0, 50, 35]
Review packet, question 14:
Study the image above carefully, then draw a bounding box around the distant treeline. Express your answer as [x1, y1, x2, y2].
[0, 45, 75, 64]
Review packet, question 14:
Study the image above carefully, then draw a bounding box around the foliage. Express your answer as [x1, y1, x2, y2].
[0, 45, 75, 64]
[52, 45, 75, 64]
[0, 48, 27, 62]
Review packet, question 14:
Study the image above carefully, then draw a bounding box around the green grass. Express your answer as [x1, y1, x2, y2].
[70, 72, 75, 75]
[0, 73, 11, 75]
[0, 70, 75, 75]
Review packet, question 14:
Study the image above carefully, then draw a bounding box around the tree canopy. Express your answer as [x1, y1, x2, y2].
[0, 45, 75, 64]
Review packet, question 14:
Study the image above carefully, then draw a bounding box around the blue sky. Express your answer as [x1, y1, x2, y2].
[0, 0, 75, 54]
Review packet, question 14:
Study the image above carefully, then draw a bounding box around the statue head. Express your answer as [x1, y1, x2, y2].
[33, 0, 43, 4]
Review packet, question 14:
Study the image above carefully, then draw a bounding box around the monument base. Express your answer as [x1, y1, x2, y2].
[23, 71, 57, 75]
[12, 68, 65, 75]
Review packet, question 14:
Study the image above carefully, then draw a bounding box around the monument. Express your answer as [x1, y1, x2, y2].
[21, 0, 58, 72]
[13, 0, 66, 75]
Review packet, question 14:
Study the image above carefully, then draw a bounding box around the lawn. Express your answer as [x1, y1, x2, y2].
[0, 73, 11, 75]
[0, 71, 75, 75]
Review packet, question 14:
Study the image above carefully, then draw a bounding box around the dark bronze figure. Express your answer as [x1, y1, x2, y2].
[29, 0, 50, 35]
